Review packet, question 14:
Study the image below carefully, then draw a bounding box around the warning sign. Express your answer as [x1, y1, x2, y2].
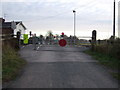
[23, 34, 28, 44]
[59, 39, 67, 47]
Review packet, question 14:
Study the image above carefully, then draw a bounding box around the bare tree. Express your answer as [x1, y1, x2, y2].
[46, 30, 53, 45]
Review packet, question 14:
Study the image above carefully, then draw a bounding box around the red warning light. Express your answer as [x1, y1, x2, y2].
[61, 32, 64, 35]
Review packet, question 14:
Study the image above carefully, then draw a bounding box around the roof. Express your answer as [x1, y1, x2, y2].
[0, 21, 26, 30]
[15, 22, 20, 25]
[15, 21, 27, 30]
[0, 22, 12, 29]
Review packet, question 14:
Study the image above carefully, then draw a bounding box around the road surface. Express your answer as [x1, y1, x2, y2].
[5, 45, 119, 88]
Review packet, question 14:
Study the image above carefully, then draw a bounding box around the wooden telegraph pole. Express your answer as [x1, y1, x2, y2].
[113, 0, 116, 39]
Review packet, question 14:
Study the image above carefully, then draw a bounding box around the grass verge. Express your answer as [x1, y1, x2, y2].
[84, 50, 120, 80]
[2, 45, 26, 83]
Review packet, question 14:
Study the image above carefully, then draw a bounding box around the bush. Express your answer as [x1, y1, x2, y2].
[109, 44, 120, 60]
[94, 39, 120, 60]
[2, 45, 26, 83]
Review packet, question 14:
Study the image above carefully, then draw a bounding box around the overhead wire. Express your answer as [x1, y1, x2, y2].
[23, 10, 72, 23]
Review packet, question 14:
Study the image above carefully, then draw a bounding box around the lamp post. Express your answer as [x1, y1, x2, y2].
[73, 10, 76, 45]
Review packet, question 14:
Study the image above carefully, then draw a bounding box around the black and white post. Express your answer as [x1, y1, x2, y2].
[73, 10, 76, 45]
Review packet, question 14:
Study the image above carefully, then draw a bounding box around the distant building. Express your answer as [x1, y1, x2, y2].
[118, 1, 120, 38]
[0, 18, 27, 39]
[14, 21, 26, 36]
[0, 18, 14, 40]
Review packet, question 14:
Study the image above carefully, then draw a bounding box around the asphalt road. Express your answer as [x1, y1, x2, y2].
[6, 45, 119, 88]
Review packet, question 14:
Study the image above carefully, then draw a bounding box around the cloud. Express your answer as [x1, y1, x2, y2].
[1, 0, 120, 39]
[0, 2, 2, 17]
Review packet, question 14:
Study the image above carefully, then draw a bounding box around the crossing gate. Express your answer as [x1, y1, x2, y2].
[31, 35, 92, 48]
[16, 30, 97, 50]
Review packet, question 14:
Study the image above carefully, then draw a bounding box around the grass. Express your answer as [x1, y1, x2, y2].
[85, 50, 119, 69]
[84, 50, 120, 80]
[2, 45, 26, 83]
[112, 73, 120, 80]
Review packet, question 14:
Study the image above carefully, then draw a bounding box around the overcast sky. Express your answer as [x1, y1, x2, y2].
[1, 0, 120, 39]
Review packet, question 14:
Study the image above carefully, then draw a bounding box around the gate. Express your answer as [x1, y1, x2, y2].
[17, 30, 97, 50]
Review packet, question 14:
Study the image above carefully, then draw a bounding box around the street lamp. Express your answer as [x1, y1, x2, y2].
[73, 10, 76, 45]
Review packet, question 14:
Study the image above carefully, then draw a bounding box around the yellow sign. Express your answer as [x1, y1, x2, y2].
[23, 34, 28, 44]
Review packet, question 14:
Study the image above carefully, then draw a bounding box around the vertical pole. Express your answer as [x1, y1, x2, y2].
[92, 30, 97, 51]
[74, 11, 76, 39]
[73, 10, 76, 45]
[113, 0, 116, 39]
[17, 31, 21, 49]
[33, 34, 37, 50]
